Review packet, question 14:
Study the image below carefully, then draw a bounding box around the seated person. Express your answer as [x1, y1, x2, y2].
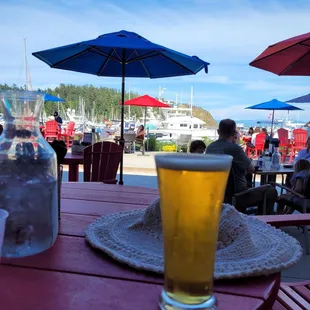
[206, 119, 277, 215]
[293, 136, 310, 162]
[189, 140, 206, 154]
[261, 127, 270, 149]
[277, 159, 310, 214]
[136, 125, 145, 142]
[54, 111, 63, 128]
[248, 127, 254, 137]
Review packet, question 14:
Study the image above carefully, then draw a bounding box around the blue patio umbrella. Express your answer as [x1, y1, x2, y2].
[245, 99, 303, 134]
[287, 93, 310, 104]
[32, 30, 209, 185]
[42, 93, 65, 102]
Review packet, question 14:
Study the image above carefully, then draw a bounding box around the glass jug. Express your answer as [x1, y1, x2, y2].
[0, 90, 58, 257]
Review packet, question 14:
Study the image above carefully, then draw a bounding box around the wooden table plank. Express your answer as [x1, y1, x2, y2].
[2, 235, 280, 301]
[61, 199, 147, 216]
[62, 182, 159, 195]
[59, 214, 98, 236]
[0, 265, 264, 310]
[62, 188, 158, 205]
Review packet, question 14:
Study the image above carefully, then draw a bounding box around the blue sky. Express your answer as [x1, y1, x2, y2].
[1, 0, 310, 121]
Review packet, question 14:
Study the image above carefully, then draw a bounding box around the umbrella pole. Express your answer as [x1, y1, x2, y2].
[143, 106, 147, 155]
[119, 51, 126, 185]
[271, 110, 275, 136]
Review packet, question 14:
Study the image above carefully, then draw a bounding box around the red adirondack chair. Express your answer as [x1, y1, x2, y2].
[59, 121, 75, 148]
[44, 120, 60, 142]
[277, 128, 291, 163]
[83, 141, 123, 184]
[246, 133, 266, 158]
[289, 128, 307, 163]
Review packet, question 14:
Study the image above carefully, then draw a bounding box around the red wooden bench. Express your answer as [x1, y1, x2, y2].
[272, 281, 310, 310]
[257, 214, 310, 309]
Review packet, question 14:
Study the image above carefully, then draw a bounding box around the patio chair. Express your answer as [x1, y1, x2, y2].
[272, 281, 310, 309]
[289, 129, 308, 163]
[176, 134, 192, 152]
[123, 133, 136, 154]
[246, 132, 266, 158]
[272, 181, 310, 255]
[278, 128, 291, 163]
[44, 120, 60, 142]
[83, 141, 123, 184]
[224, 169, 270, 215]
[59, 121, 75, 148]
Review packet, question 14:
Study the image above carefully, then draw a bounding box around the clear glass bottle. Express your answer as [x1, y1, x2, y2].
[271, 147, 281, 170]
[0, 90, 58, 257]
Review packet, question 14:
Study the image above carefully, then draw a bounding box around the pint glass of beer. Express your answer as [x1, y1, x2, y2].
[155, 153, 232, 310]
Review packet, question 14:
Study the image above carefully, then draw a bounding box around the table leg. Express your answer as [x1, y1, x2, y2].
[68, 164, 79, 182]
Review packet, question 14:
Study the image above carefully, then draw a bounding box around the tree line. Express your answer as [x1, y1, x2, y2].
[0, 83, 217, 126]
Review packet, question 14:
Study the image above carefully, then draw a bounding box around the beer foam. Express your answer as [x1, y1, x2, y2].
[155, 153, 232, 172]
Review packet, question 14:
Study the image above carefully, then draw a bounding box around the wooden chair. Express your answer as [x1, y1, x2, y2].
[278, 128, 291, 163]
[289, 129, 308, 163]
[272, 182, 310, 255]
[83, 141, 123, 184]
[257, 214, 310, 309]
[246, 133, 266, 158]
[272, 281, 310, 309]
[44, 120, 60, 142]
[59, 121, 75, 148]
[176, 134, 192, 152]
[224, 169, 270, 215]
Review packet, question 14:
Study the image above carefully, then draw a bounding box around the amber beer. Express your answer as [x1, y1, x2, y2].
[155, 154, 232, 310]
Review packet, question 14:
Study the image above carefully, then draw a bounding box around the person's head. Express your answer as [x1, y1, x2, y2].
[54, 111, 59, 117]
[254, 127, 261, 133]
[217, 119, 236, 142]
[294, 159, 310, 173]
[248, 127, 254, 135]
[189, 140, 206, 154]
[262, 128, 268, 135]
[139, 125, 144, 130]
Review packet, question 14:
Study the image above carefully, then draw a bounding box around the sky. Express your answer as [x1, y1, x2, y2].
[1, 0, 310, 121]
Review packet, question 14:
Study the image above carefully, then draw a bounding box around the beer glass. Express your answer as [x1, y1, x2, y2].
[155, 153, 232, 310]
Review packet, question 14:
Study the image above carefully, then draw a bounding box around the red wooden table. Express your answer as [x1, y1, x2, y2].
[0, 183, 280, 310]
[62, 153, 83, 182]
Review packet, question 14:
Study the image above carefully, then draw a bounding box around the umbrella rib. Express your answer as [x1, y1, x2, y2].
[97, 48, 117, 76]
[132, 50, 151, 78]
[250, 39, 310, 65]
[126, 51, 160, 64]
[279, 50, 310, 75]
[126, 50, 137, 62]
[159, 53, 196, 74]
[51, 49, 89, 67]
[91, 46, 121, 62]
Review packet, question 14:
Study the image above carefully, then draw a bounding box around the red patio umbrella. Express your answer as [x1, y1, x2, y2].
[249, 32, 310, 75]
[120, 94, 170, 128]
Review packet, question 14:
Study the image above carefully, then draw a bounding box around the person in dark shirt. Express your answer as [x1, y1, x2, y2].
[54, 111, 63, 127]
[206, 119, 277, 214]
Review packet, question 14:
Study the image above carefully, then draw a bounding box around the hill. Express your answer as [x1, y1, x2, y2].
[179, 104, 218, 128]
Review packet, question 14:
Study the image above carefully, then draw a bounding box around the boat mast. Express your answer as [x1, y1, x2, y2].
[24, 38, 32, 91]
[190, 86, 193, 117]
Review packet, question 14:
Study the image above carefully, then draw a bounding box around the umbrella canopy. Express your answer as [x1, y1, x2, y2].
[246, 99, 303, 133]
[121, 95, 170, 133]
[32, 30, 209, 185]
[43, 93, 65, 102]
[287, 93, 310, 103]
[122, 95, 170, 108]
[249, 32, 310, 75]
